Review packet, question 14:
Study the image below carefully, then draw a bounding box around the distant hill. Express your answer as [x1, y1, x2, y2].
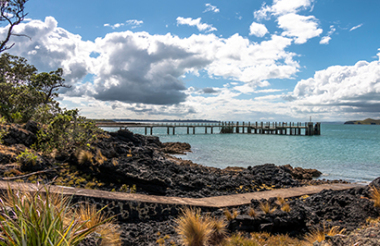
[344, 118, 380, 125]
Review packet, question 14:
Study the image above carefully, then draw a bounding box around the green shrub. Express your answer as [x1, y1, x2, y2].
[16, 148, 38, 167]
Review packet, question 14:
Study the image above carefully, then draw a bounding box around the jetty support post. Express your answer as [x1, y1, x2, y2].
[150, 127, 153, 135]
[314, 122, 321, 135]
[211, 127, 213, 134]
[255, 122, 258, 134]
[145, 127, 147, 135]
[167, 127, 170, 135]
[173, 127, 175, 135]
[248, 122, 251, 133]
[236, 122, 239, 133]
[205, 126, 207, 134]
[193, 127, 195, 134]
[187, 127, 189, 134]
[242, 122, 245, 133]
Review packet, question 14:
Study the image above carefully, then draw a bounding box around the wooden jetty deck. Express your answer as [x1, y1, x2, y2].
[0, 181, 361, 208]
[96, 121, 321, 136]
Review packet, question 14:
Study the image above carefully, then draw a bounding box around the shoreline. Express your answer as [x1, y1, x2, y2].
[1, 124, 380, 245]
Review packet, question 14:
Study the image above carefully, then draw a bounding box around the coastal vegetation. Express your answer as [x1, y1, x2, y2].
[0, 184, 119, 245]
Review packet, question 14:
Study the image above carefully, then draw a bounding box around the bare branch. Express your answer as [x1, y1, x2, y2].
[0, 0, 29, 53]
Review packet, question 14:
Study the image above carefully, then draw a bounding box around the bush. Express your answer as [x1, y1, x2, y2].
[0, 184, 117, 246]
[16, 148, 39, 171]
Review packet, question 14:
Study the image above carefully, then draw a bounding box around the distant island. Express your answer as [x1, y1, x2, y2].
[344, 118, 380, 125]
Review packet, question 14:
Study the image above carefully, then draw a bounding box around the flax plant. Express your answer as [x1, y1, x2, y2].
[0, 184, 112, 246]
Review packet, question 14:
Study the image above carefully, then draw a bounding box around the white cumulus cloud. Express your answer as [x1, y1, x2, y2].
[249, 22, 268, 37]
[278, 13, 322, 44]
[289, 54, 380, 117]
[254, 0, 321, 44]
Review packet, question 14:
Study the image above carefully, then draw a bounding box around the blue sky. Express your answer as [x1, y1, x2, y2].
[2, 0, 380, 121]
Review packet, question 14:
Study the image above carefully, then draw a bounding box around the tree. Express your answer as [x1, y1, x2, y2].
[0, 0, 29, 53]
[0, 53, 69, 123]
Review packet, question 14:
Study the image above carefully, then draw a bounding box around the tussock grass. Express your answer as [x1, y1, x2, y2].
[281, 203, 291, 213]
[277, 196, 286, 206]
[95, 149, 107, 165]
[304, 224, 345, 244]
[370, 186, 380, 208]
[224, 232, 303, 246]
[0, 184, 119, 246]
[209, 217, 227, 245]
[175, 207, 213, 246]
[248, 207, 256, 217]
[77, 149, 93, 164]
[224, 209, 238, 221]
[259, 201, 276, 214]
[76, 204, 121, 246]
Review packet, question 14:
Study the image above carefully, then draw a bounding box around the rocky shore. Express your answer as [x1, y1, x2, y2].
[1, 122, 380, 245]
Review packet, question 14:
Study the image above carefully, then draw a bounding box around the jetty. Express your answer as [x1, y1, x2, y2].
[96, 121, 321, 136]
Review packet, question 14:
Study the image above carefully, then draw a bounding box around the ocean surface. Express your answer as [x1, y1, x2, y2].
[103, 123, 380, 183]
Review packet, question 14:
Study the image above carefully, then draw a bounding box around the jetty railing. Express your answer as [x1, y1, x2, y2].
[96, 121, 321, 136]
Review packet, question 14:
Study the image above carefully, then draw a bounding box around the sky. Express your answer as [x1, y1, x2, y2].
[1, 0, 380, 122]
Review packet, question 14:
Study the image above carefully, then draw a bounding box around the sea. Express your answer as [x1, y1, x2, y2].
[102, 123, 380, 184]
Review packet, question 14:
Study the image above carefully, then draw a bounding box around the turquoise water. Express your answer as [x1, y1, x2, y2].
[104, 124, 380, 183]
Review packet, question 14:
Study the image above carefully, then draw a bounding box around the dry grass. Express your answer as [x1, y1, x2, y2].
[259, 201, 276, 214]
[77, 150, 94, 164]
[76, 204, 121, 246]
[112, 158, 119, 166]
[224, 209, 239, 221]
[209, 217, 228, 245]
[277, 196, 286, 206]
[304, 224, 345, 245]
[224, 232, 303, 246]
[281, 203, 291, 213]
[370, 186, 380, 208]
[175, 207, 213, 246]
[95, 149, 107, 165]
[248, 207, 256, 217]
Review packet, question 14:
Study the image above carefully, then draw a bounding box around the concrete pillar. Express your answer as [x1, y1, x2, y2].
[236, 122, 239, 133]
[248, 122, 251, 133]
[193, 127, 195, 134]
[167, 127, 170, 134]
[173, 127, 175, 135]
[260, 122, 263, 134]
[150, 127, 153, 135]
[242, 122, 245, 133]
[187, 127, 189, 134]
[205, 126, 207, 134]
[145, 127, 147, 135]
[211, 127, 213, 134]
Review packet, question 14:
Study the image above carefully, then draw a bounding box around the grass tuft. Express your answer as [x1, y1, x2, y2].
[224, 209, 238, 221]
[248, 207, 256, 217]
[175, 207, 213, 246]
[277, 196, 286, 206]
[304, 224, 345, 244]
[259, 201, 276, 214]
[95, 149, 107, 165]
[0, 184, 115, 246]
[76, 203, 121, 246]
[370, 186, 380, 208]
[281, 203, 291, 213]
[209, 217, 227, 245]
[77, 150, 94, 165]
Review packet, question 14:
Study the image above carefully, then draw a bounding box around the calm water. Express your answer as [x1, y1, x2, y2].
[104, 123, 380, 183]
